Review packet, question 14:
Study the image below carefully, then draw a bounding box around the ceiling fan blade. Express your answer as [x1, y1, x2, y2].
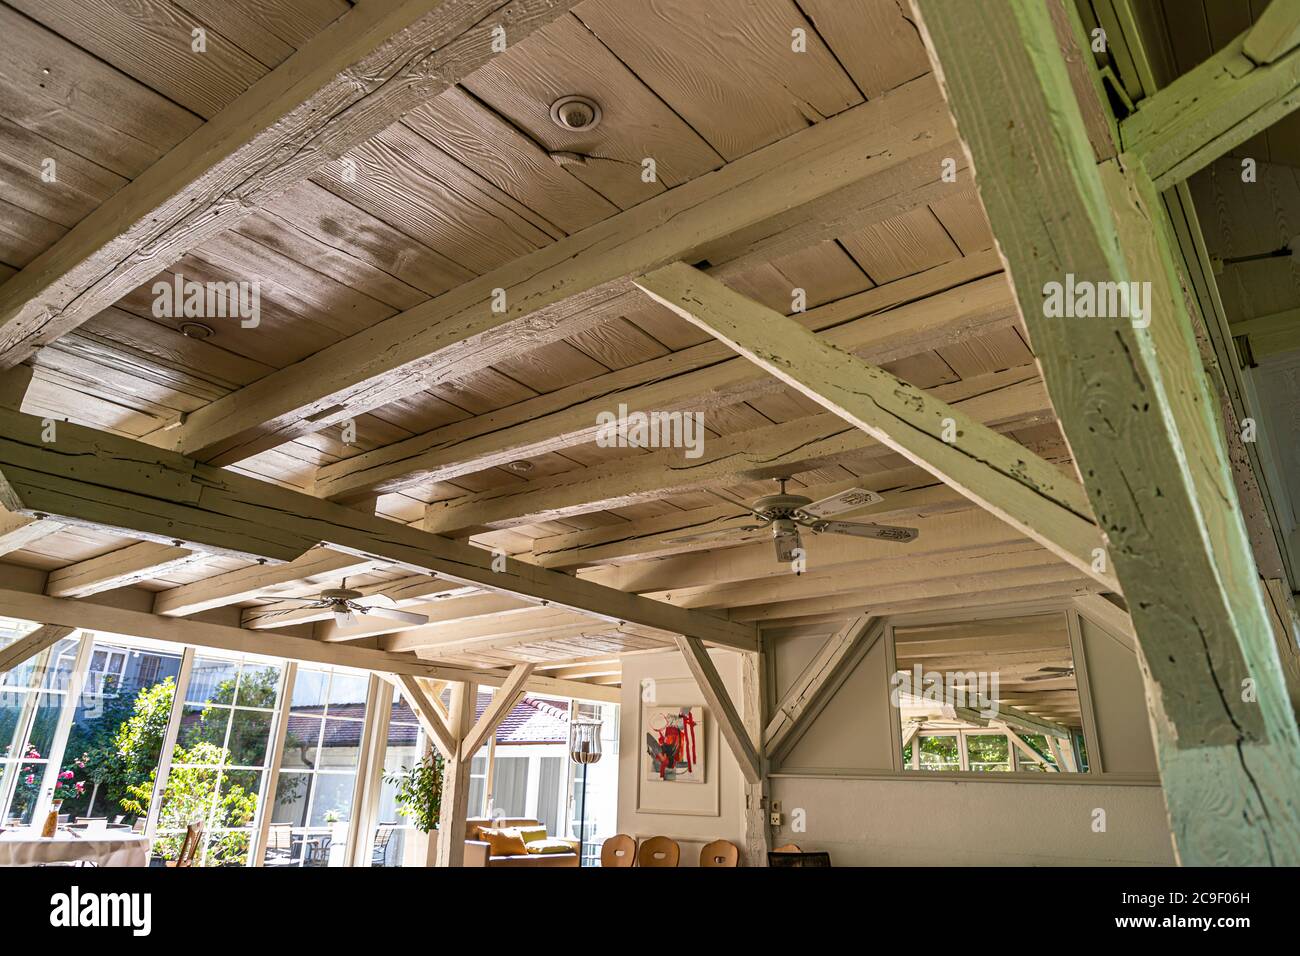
[354, 593, 399, 608]
[333, 607, 357, 630]
[812, 520, 919, 543]
[774, 526, 802, 563]
[798, 487, 883, 518]
[251, 596, 327, 605]
[360, 605, 430, 626]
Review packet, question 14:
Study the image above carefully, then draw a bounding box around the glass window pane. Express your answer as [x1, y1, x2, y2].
[23, 692, 62, 757]
[917, 735, 960, 771]
[309, 773, 354, 827]
[281, 715, 321, 769]
[235, 665, 281, 709]
[966, 734, 1011, 772]
[227, 710, 271, 767]
[290, 669, 328, 709]
[318, 718, 363, 768]
[176, 704, 227, 753]
[326, 672, 368, 710]
[185, 658, 239, 705]
[272, 772, 311, 827]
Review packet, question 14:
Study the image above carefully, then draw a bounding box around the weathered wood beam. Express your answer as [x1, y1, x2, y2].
[1122, 19, 1300, 189]
[0, 585, 490, 683]
[0, 0, 581, 367]
[673, 636, 761, 785]
[914, 0, 1300, 865]
[460, 663, 534, 760]
[313, 257, 1012, 501]
[0, 508, 66, 558]
[317, 592, 530, 642]
[0, 408, 757, 652]
[425, 366, 1055, 535]
[1244, 0, 1300, 64]
[153, 546, 382, 617]
[634, 263, 1117, 591]
[764, 615, 880, 758]
[0, 623, 76, 675]
[741, 649, 770, 866]
[46, 541, 201, 598]
[393, 674, 457, 760]
[164, 75, 963, 465]
[1004, 726, 1056, 770]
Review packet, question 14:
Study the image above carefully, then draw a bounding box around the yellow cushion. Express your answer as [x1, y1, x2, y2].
[525, 838, 574, 855]
[478, 827, 529, 857]
[517, 825, 548, 845]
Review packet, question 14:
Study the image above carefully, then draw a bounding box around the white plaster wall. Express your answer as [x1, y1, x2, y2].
[769, 775, 1175, 866]
[616, 648, 745, 866]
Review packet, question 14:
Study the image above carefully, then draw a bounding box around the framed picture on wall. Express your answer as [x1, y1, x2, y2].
[642, 703, 705, 783]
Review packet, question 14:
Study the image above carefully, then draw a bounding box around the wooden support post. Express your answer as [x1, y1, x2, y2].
[913, 0, 1300, 865]
[0, 623, 76, 674]
[435, 681, 477, 867]
[741, 649, 770, 867]
[634, 264, 1116, 591]
[673, 636, 761, 784]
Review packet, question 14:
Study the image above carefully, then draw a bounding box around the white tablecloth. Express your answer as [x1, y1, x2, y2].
[0, 830, 150, 867]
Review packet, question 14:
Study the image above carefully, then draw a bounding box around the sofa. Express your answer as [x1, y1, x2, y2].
[462, 817, 581, 868]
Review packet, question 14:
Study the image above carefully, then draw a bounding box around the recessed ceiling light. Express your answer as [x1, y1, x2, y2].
[179, 322, 214, 339]
[550, 95, 602, 132]
[507, 460, 534, 473]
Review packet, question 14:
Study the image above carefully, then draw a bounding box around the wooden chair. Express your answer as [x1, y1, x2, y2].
[773, 843, 802, 853]
[637, 835, 679, 868]
[600, 833, 637, 867]
[699, 838, 739, 867]
[264, 823, 295, 865]
[166, 822, 204, 868]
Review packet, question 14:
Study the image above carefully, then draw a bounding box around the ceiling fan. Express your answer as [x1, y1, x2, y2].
[1023, 666, 1076, 682]
[251, 582, 430, 631]
[670, 479, 919, 564]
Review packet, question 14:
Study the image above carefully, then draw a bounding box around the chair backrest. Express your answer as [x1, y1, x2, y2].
[773, 843, 802, 853]
[699, 838, 739, 867]
[600, 833, 637, 867]
[637, 836, 680, 868]
[131, 818, 146, 834]
[174, 821, 204, 867]
[267, 823, 292, 851]
[374, 825, 395, 849]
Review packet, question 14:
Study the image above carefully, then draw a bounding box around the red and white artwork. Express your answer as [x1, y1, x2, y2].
[643, 704, 704, 783]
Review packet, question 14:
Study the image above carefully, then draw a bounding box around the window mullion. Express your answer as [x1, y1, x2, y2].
[145, 646, 195, 839]
[252, 660, 296, 868]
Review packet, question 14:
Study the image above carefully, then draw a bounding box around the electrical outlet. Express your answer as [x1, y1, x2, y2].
[769, 810, 782, 826]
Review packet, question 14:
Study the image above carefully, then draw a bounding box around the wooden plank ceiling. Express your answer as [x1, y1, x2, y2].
[0, 0, 1098, 682]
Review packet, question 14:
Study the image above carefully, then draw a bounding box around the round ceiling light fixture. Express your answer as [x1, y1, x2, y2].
[549, 94, 602, 132]
[507, 460, 535, 473]
[179, 322, 215, 339]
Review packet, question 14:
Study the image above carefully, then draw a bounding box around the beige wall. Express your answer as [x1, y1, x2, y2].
[616, 647, 745, 866]
[616, 607, 1174, 866]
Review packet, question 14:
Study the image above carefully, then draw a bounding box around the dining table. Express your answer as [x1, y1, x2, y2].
[0, 828, 151, 867]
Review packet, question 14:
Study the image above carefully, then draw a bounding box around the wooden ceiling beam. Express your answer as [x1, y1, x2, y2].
[634, 262, 1117, 591]
[153, 546, 383, 617]
[1122, 7, 1300, 189]
[424, 365, 1056, 535]
[163, 74, 963, 465]
[674, 636, 761, 785]
[1244, 0, 1300, 64]
[0, 408, 757, 652]
[45, 541, 203, 598]
[0, 0, 581, 367]
[460, 664, 534, 760]
[913, 0, 1300, 864]
[0, 508, 66, 558]
[313, 254, 1013, 501]
[0, 623, 77, 675]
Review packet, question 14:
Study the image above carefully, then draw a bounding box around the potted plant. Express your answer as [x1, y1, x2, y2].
[383, 752, 442, 862]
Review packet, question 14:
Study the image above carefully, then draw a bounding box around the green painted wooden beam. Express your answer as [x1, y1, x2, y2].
[913, 0, 1300, 865]
[1121, 24, 1300, 190]
[1244, 0, 1300, 65]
